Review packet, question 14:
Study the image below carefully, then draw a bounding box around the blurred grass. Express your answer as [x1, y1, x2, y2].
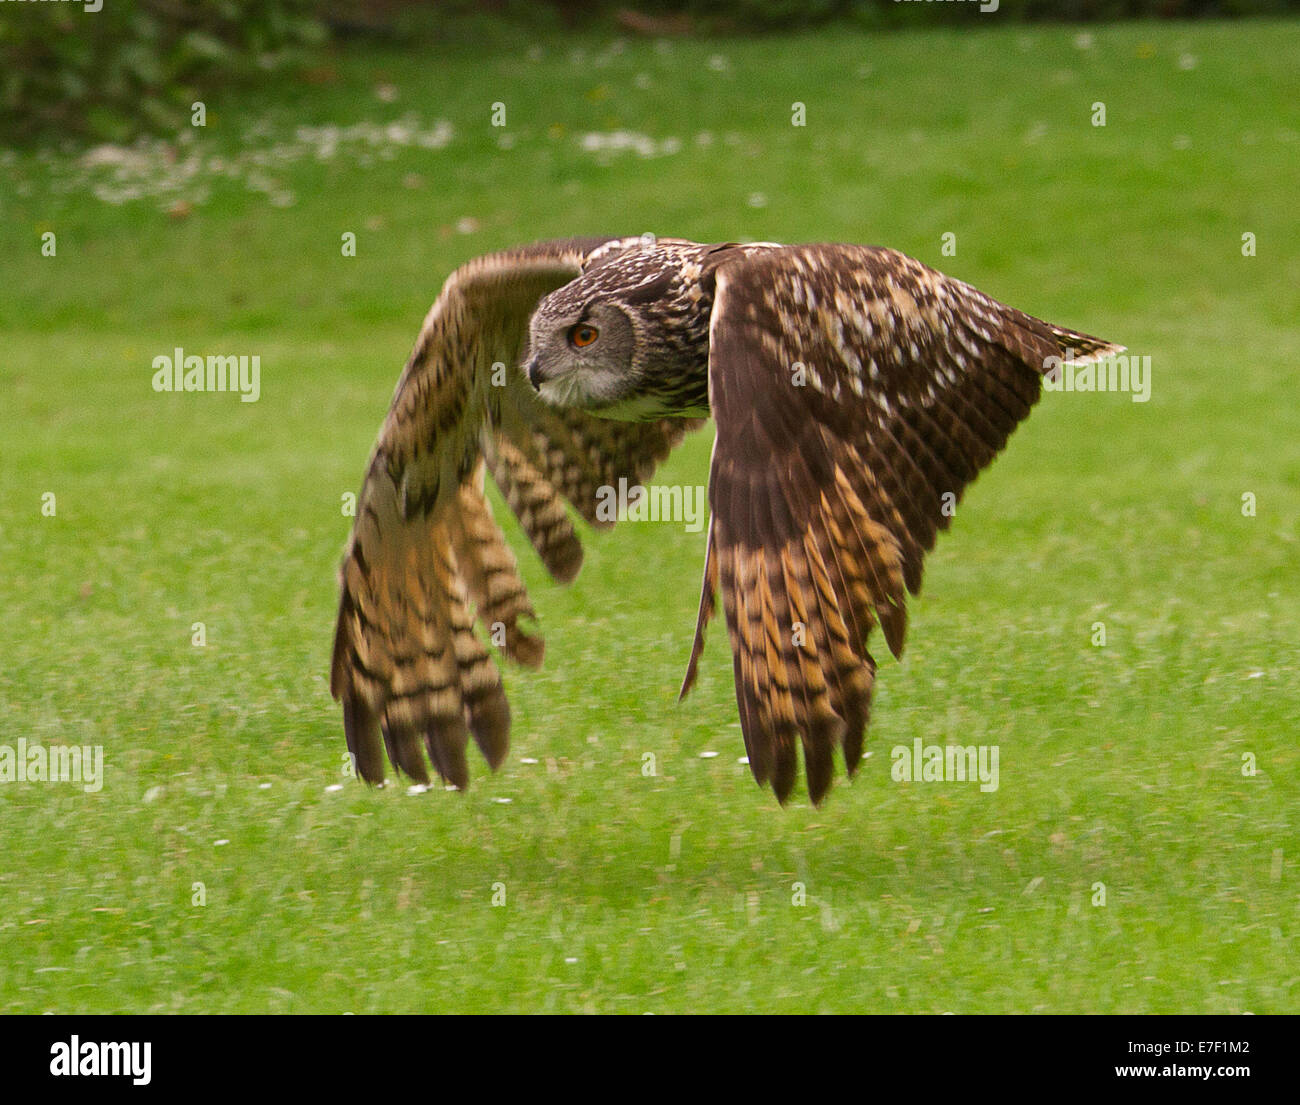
[0, 20, 1297, 1013]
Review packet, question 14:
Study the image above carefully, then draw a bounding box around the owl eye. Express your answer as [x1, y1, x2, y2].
[568, 323, 599, 349]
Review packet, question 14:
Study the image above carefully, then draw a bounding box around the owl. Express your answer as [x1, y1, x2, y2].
[330, 236, 1122, 805]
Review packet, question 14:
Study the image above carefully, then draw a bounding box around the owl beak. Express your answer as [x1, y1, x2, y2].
[525, 355, 543, 391]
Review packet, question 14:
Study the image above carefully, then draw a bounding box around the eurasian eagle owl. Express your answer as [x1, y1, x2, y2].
[331, 236, 1122, 805]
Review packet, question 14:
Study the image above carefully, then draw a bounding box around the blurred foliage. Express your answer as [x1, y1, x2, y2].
[2, 0, 1296, 145]
[360, 0, 1300, 34]
[0, 0, 326, 145]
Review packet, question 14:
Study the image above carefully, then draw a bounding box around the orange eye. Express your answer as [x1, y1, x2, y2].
[569, 324, 599, 348]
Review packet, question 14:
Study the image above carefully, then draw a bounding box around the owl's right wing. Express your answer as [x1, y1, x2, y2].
[685, 244, 1124, 805]
[331, 238, 704, 788]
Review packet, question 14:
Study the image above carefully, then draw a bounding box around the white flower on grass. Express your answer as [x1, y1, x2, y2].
[81, 144, 135, 168]
[578, 130, 681, 159]
[42, 111, 458, 212]
[419, 120, 455, 149]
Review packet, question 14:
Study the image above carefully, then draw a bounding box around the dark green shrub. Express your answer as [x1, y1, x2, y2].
[0, 0, 326, 144]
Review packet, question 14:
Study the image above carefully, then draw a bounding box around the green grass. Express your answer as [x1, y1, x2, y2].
[1, 20, 1297, 1013]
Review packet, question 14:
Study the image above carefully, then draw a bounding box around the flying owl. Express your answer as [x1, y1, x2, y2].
[330, 236, 1122, 805]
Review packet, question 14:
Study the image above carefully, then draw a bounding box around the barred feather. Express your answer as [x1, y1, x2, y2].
[331, 238, 706, 787]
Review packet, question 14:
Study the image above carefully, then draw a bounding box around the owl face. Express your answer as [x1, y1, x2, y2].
[524, 295, 640, 412]
[523, 242, 716, 420]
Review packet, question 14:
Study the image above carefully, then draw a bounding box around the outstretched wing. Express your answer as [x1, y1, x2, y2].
[332, 238, 703, 788]
[685, 244, 1123, 805]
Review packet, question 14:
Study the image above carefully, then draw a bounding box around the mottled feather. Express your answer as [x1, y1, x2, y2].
[686, 244, 1122, 804]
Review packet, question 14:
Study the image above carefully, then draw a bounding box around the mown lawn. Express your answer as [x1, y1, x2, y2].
[0, 19, 1296, 1013]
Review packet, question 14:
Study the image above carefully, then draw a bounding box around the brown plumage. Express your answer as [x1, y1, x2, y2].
[331, 236, 1123, 805]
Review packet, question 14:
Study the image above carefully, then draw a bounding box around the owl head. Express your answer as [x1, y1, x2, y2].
[522, 241, 711, 419]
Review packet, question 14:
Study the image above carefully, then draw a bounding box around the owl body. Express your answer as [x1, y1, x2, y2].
[331, 235, 1123, 805]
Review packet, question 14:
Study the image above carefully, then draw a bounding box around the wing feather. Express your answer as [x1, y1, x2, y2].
[696, 244, 1123, 804]
[332, 237, 704, 787]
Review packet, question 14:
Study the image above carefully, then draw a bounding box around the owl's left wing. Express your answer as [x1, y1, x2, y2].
[332, 237, 702, 790]
[684, 244, 1122, 805]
